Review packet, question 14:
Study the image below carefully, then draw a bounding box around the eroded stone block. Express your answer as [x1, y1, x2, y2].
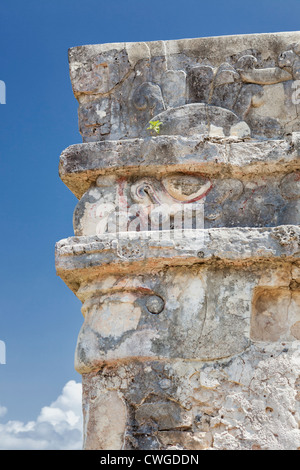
[251, 287, 300, 341]
[68, 32, 300, 141]
[83, 390, 126, 450]
[81, 343, 300, 450]
[74, 267, 252, 372]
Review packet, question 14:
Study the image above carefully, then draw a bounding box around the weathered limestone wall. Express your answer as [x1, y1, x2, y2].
[56, 32, 300, 450]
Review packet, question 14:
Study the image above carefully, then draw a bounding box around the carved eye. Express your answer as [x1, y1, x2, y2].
[145, 295, 165, 314]
[141, 184, 152, 196]
[162, 174, 212, 201]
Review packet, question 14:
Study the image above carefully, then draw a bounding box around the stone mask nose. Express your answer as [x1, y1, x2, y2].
[75, 292, 143, 373]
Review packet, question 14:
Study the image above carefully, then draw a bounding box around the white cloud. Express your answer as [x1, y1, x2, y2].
[0, 380, 83, 450]
[0, 406, 7, 418]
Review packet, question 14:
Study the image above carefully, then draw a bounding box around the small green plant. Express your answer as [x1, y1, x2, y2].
[147, 120, 163, 134]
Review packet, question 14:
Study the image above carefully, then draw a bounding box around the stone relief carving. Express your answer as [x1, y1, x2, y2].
[57, 33, 300, 450]
[73, 173, 212, 236]
[74, 267, 251, 374]
[73, 170, 300, 236]
[131, 81, 165, 119]
[161, 69, 187, 108]
[186, 47, 300, 138]
[71, 39, 300, 142]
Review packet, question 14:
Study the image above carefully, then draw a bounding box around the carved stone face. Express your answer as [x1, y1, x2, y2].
[73, 172, 211, 236]
[73, 170, 300, 236]
[74, 266, 252, 373]
[161, 174, 211, 201]
[56, 33, 300, 451]
[71, 35, 300, 144]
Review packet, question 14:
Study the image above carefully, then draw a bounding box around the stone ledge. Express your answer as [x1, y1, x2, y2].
[59, 135, 300, 198]
[55, 225, 300, 291]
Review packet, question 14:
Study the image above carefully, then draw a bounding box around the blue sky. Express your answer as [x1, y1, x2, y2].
[0, 0, 300, 449]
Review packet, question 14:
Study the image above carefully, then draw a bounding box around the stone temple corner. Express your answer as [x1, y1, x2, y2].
[56, 32, 300, 450]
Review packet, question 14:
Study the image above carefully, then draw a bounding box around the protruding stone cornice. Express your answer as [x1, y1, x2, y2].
[55, 225, 300, 292]
[59, 135, 300, 198]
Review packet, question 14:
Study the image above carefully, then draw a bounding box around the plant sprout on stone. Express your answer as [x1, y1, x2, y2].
[147, 120, 163, 134]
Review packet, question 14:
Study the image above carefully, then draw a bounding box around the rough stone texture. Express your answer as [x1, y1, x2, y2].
[71, 171, 300, 236]
[59, 135, 300, 199]
[56, 32, 300, 450]
[68, 32, 300, 142]
[56, 226, 300, 289]
[82, 343, 300, 450]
